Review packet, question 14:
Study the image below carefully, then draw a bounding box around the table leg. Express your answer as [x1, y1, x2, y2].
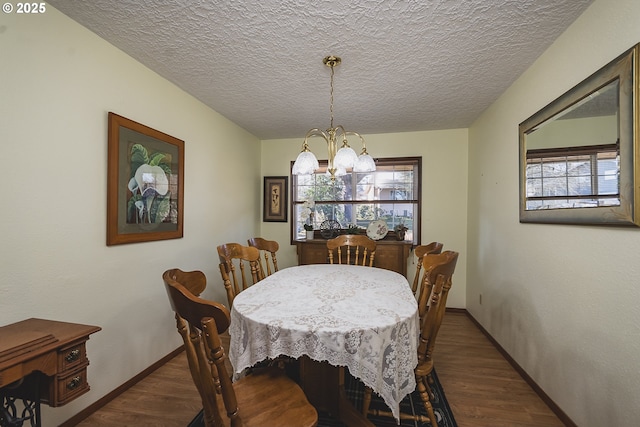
[1, 381, 42, 427]
[299, 357, 374, 427]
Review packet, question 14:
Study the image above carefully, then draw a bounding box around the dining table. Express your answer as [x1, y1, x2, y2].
[228, 264, 419, 426]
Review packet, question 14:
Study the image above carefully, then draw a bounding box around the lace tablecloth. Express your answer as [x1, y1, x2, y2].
[229, 264, 419, 422]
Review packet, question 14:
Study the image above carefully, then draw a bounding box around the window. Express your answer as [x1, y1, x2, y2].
[291, 157, 421, 243]
[525, 144, 619, 210]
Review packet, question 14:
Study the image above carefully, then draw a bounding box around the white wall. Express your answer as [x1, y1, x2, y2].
[260, 129, 469, 308]
[466, 0, 640, 425]
[0, 7, 261, 425]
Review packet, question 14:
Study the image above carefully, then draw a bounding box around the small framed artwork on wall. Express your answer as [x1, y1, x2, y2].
[263, 176, 288, 222]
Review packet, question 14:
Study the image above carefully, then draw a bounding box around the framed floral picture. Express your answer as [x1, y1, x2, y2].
[107, 112, 184, 245]
[263, 176, 288, 222]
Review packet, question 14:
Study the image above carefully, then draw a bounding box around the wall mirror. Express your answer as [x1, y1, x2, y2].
[519, 43, 639, 226]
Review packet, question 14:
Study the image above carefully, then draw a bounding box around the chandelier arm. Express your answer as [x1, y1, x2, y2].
[303, 128, 333, 167]
[303, 128, 330, 144]
[298, 129, 325, 153]
[302, 128, 341, 178]
[345, 131, 368, 154]
[333, 125, 349, 145]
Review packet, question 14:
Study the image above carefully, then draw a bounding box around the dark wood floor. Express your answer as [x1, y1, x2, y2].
[435, 313, 565, 426]
[72, 312, 566, 426]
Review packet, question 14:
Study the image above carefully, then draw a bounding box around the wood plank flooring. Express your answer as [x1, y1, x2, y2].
[72, 312, 566, 426]
[435, 313, 565, 427]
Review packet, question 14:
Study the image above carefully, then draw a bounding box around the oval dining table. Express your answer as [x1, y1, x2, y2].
[228, 264, 419, 426]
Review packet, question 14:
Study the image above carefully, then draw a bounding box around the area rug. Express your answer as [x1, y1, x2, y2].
[188, 368, 456, 426]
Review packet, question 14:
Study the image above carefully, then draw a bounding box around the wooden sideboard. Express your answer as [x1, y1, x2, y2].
[294, 239, 412, 277]
[0, 318, 101, 426]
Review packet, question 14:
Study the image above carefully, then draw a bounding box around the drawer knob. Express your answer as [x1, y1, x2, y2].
[65, 349, 81, 362]
[67, 376, 82, 390]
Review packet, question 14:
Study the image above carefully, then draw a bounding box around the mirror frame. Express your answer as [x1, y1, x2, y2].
[519, 43, 640, 226]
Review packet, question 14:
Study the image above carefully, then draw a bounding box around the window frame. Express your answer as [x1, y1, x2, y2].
[290, 156, 422, 244]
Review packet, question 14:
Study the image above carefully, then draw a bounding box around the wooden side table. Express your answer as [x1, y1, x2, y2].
[0, 318, 101, 427]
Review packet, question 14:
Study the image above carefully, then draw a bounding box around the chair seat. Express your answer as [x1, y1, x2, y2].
[223, 367, 318, 427]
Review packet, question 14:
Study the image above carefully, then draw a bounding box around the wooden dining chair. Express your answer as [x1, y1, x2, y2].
[362, 250, 459, 427]
[247, 237, 280, 277]
[162, 270, 318, 427]
[326, 234, 376, 267]
[411, 242, 444, 294]
[217, 243, 263, 308]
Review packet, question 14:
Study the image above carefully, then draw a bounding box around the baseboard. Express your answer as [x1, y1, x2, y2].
[59, 346, 184, 427]
[463, 311, 576, 427]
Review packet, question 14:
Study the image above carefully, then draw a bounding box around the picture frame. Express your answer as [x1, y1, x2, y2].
[263, 176, 288, 222]
[107, 112, 184, 245]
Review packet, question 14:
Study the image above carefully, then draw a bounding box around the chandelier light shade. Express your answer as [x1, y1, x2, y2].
[292, 55, 375, 180]
[291, 150, 319, 175]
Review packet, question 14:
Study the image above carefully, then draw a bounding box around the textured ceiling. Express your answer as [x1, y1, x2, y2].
[48, 0, 594, 140]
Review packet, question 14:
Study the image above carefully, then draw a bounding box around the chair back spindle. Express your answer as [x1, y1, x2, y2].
[247, 237, 280, 277]
[326, 234, 377, 267]
[217, 243, 262, 308]
[416, 251, 458, 322]
[411, 242, 443, 294]
[416, 251, 458, 364]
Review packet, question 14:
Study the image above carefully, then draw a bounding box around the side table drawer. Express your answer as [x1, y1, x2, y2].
[47, 338, 91, 406]
[51, 364, 90, 406]
[58, 340, 88, 372]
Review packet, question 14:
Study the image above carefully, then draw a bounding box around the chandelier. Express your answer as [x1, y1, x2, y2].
[292, 55, 376, 180]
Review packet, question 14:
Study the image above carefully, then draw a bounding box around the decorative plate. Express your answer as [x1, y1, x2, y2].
[366, 220, 388, 240]
[320, 220, 341, 239]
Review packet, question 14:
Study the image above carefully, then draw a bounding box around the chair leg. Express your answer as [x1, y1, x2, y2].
[423, 375, 435, 400]
[416, 374, 438, 427]
[364, 376, 437, 426]
[362, 386, 373, 417]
